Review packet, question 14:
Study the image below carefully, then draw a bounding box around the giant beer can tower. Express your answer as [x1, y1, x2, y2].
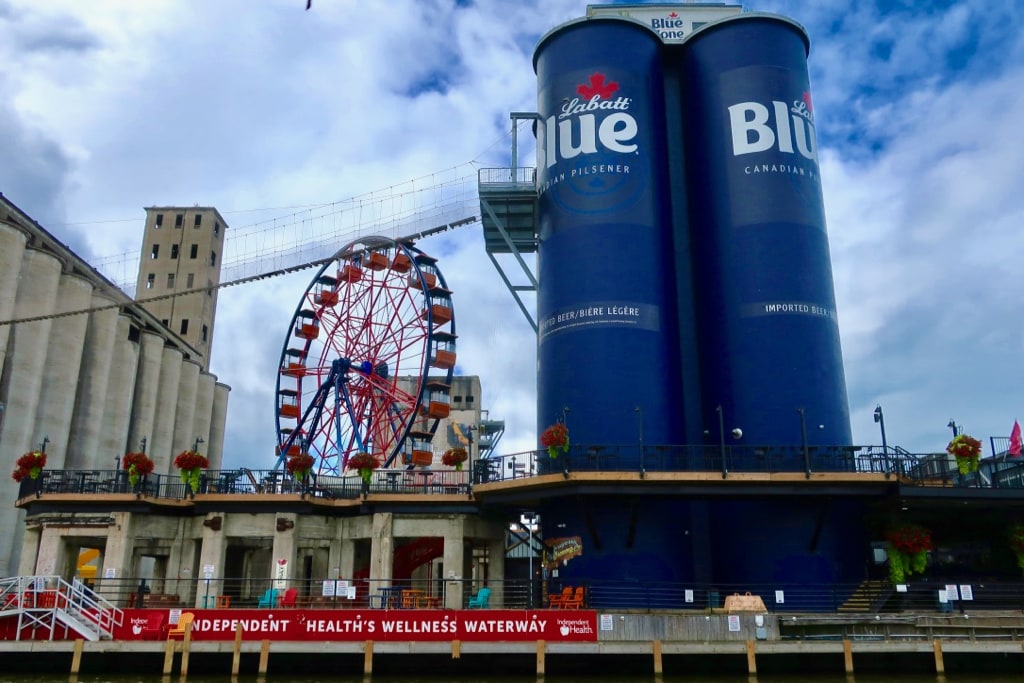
[534, 18, 683, 455]
[675, 15, 852, 452]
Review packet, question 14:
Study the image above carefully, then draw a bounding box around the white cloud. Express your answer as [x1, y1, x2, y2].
[3, 0, 1023, 464]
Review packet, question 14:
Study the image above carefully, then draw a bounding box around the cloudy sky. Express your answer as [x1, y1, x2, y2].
[2, 0, 1022, 467]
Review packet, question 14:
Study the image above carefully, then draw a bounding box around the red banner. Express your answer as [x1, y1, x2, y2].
[115, 609, 597, 642]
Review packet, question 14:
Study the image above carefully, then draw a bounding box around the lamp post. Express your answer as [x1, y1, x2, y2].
[947, 419, 959, 439]
[797, 408, 810, 479]
[635, 406, 645, 478]
[716, 405, 727, 479]
[193, 436, 205, 452]
[874, 405, 889, 476]
[520, 512, 538, 608]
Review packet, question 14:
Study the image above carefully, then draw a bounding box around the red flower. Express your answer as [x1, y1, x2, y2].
[286, 453, 316, 478]
[441, 448, 467, 467]
[540, 423, 570, 458]
[886, 524, 933, 554]
[123, 452, 154, 477]
[347, 452, 380, 472]
[174, 450, 209, 471]
[12, 451, 46, 482]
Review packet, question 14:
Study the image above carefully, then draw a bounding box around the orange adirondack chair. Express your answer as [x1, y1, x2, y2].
[561, 587, 585, 610]
[548, 586, 573, 609]
[167, 612, 195, 639]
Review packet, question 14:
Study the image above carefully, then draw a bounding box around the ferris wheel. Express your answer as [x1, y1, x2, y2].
[274, 237, 457, 475]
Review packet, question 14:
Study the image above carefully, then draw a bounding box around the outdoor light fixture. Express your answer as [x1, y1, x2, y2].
[947, 419, 959, 438]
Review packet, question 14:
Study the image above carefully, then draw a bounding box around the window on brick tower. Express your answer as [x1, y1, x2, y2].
[190, 244, 198, 259]
[171, 244, 179, 259]
[175, 213, 183, 228]
[180, 319, 189, 335]
[214, 221, 220, 237]
[466, 395, 474, 406]
[210, 250, 217, 266]
[150, 244, 159, 259]
[146, 273, 155, 289]
[187, 273, 194, 288]
[194, 214, 202, 228]
[155, 213, 164, 229]
[202, 324, 208, 342]
[167, 273, 175, 288]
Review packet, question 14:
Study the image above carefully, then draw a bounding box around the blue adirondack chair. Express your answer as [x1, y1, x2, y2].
[467, 587, 490, 609]
[257, 588, 278, 608]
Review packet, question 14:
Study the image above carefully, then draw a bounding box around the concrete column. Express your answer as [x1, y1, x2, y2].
[99, 512, 134, 602]
[17, 526, 42, 575]
[0, 221, 28, 378]
[272, 513, 298, 590]
[192, 373, 215, 462]
[208, 381, 230, 470]
[0, 248, 61, 576]
[172, 359, 200, 456]
[442, 518, 466, 610]
[151, 345, 183, 474]
[32, 526, 69, 576]
[369, 513, 394, 585]
[128, 331, 165, 460]
[99, 316, 140, 463]
[338, 538, 356, 580]
[196, 514, 227, 608]
[33, 273, 93, 470]
[488, 535, 506, 608]
[66, 292, 119, 469]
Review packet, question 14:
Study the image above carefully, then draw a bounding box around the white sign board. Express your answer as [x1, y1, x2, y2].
[586, 3, 742, 43]
[727, 615, 741, 632]
[774, 590, 785, 604]
[104, 568, 116, 579]
[684, 589, 694, 603]
[600, 614, 614, 631]
[959, 584, 973, 601]
[945, 584, 960, 600]
[322, 580, 336, 597]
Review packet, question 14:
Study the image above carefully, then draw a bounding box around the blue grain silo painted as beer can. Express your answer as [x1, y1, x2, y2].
[675, 14, 852, 454]
[534, 17, 683, 457]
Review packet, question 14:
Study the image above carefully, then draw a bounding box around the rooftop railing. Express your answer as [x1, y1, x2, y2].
[17, 444, 1024, 502]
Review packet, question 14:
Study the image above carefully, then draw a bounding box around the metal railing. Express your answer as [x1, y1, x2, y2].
[37, 576, 1024, 615]
[17, 445, 1024, 502]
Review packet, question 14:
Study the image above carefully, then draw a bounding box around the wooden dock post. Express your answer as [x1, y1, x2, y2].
[181, 625, 192, 677]
[652, 639, 662, 675]
[363, 640, 374, 676]
[537, 640, 546, 677]
[258, 639, 270, 675]
[745, 640, 757, 675]
[933, 639, 945, 674]
[231, 623, 243, 675]
[163, 639, 176, 675]
[70, 639, 84, 674]
[843, 638, 854, 675]
[452, 639, 461, 659]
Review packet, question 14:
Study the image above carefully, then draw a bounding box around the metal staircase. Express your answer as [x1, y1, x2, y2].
[0, 575, 123, 641]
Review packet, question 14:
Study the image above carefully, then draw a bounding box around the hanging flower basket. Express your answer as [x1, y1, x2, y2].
[286, 453, 316, 481]
[123, 452, 154, 486]
[12, 451, 47, 482]
[947, 434, 983, 474]
[347, 452, 379, 485]
[540, 423, 570, 459]
[442, 447, 468, 471]
[174, 450, 209, 494]
[1008, 523, 1024, 574]
[885, 523, 933, 584]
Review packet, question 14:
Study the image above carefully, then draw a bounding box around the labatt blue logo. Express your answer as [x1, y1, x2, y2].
[537, 72, 643, 211]
[728, 91, 818, 163]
